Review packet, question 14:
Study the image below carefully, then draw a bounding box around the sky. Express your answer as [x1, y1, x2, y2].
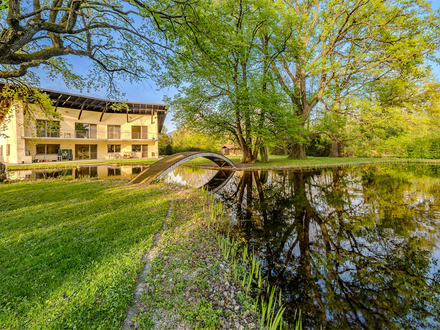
[33, 0, 440, 133]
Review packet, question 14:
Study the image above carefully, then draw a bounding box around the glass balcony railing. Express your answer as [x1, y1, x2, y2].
[30, 130, 158, 140]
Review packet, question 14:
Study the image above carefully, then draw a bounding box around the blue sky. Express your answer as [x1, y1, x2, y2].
[33, 1, 440, 132]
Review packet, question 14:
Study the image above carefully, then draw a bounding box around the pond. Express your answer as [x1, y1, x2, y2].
[4, 165, 149, 181]
[166, 164, 440, 329]
[4, 163, 440, 329]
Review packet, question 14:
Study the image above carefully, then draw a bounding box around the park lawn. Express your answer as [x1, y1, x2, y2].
[236, 155, 403, 167]
[0, 179, 173, 329]
[184, 155, 416, 168]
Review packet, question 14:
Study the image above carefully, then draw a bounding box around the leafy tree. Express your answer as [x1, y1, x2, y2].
[171, 129, 219, 153]
[154, 0, 303, 163]
[0, 0, 178, 128]
[271, 0, 440, 158]
[346, 72, 440, 158]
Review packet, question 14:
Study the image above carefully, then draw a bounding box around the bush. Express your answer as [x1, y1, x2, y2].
[306, 136, 331, 157]
[407, 137, 440, 159]
[165, 144, 174, 155]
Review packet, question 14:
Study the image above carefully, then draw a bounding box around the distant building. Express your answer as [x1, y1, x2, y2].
[221, 144, 242, 156]
[0, 86, 168, 164]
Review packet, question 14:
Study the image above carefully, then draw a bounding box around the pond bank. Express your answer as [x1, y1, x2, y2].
[128, 187, 267, 329]
[198, 158, 440, 171]
[0, 179, 283, 329]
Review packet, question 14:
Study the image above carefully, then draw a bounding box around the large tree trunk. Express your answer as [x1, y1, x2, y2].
[329, 139, 343, 157]
[260, 146, 269, 163]
[289, 142, 307, 159]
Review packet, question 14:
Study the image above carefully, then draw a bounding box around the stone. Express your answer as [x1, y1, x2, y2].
[234, 306, 240, 311]
[219, 300, 225, 307]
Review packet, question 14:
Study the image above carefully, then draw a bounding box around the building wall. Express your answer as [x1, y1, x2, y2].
[0, 103, 31, 164]
[1, 102, 162, 164]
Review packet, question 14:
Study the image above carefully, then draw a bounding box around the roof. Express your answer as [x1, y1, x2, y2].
[221, 145, 240, 149]
[0, 83, 168, 132]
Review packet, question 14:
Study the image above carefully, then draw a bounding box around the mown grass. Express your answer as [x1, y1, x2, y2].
[0, 179, 172, 329]
[183, 155, 425, 168]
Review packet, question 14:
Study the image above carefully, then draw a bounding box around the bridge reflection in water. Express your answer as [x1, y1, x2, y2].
[130, 152, 236, 184]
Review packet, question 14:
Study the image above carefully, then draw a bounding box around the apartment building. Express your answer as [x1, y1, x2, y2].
[0, 87, 167, 164]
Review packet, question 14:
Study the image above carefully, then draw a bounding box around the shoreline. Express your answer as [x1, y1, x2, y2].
[6, 157, 440, 172]
[197, 158, 440, 171]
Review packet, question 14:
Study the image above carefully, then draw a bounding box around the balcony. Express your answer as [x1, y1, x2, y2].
[23, 130, 158, 140]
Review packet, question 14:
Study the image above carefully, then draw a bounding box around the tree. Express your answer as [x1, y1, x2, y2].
[345, 71, 440, 157]
[0, 0, 178, 87]
[155, 0, 303, 163]
[0, 0, 182, 129]
[171, 129, 219, 153]
[271, 0, 440, 158]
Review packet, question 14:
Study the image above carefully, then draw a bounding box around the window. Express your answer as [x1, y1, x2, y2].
[75, 145, 97, 160]
[107, 144, 121, 153]
[107, 125, 121, 139]
[36, 120, 60, 137]
[131, 126, 148, 139]
[6, 144, 10, 156]
[132, 145, 148, 158]
[75, 123, 97, 138]
[36, 144, 60, 154]
[0, 145, 2, 156]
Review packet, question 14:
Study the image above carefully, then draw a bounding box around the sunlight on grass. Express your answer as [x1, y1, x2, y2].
[0, 180, 171, 329]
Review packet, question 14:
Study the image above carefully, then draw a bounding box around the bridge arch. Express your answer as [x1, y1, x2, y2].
[130, 152, 236, 185]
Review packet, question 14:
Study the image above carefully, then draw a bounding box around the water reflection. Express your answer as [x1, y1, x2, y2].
[168, 165, 440, 329]
[166, 166, 234, 192]
[5, 165, 149, 181]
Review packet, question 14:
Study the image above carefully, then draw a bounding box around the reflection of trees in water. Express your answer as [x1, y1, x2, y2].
[216, 165, 440, 330]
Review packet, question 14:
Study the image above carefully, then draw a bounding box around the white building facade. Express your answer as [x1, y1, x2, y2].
[0, 88, 167, 164]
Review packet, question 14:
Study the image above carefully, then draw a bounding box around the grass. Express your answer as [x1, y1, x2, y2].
[185, 155, 440, 170]
[6, 159, 158, 171]
[0, 179, 174, 329]
[132, 187, 292, 329]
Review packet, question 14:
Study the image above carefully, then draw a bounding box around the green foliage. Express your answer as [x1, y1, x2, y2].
[165, 144, 174, 155]
[306, 135, 332, 157]
[171, 130, 220, 153]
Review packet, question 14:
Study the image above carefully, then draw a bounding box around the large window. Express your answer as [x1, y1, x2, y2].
[75, 145, 97, 160]
[132, 145, 148, 158]
[107, 144, 121, 153]
[6, 144, 10, 156]
[36, 144, 60, 155]
[131, 126, 148, 139]
[75, 123, 97, 139]
[0, 145, 2, 157]
[107, 125, 121, 139]
[36, 120, 60, 137]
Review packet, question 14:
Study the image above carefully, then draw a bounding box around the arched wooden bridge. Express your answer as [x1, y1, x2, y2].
[130, 152, 236, 185]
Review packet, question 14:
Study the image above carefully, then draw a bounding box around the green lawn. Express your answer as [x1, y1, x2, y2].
[0, 180, 172, 329]
[183, 155, 430, 168]
[235, 155, 405, 167]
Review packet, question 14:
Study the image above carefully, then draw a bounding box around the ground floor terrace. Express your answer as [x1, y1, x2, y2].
[0, 139, 158, 164]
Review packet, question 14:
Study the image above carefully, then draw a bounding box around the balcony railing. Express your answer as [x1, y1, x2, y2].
[30, 130, 158, 140]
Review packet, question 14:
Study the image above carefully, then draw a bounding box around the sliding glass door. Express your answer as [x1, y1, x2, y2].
[75, 145, 97, 160]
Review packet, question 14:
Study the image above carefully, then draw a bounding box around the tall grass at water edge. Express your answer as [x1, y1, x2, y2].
[201, 188, 303, 329]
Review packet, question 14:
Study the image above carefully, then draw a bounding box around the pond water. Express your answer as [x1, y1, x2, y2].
[167, 165, 440, 329]
[4, 165, 149, 181]
[5, 163, 440, 329]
